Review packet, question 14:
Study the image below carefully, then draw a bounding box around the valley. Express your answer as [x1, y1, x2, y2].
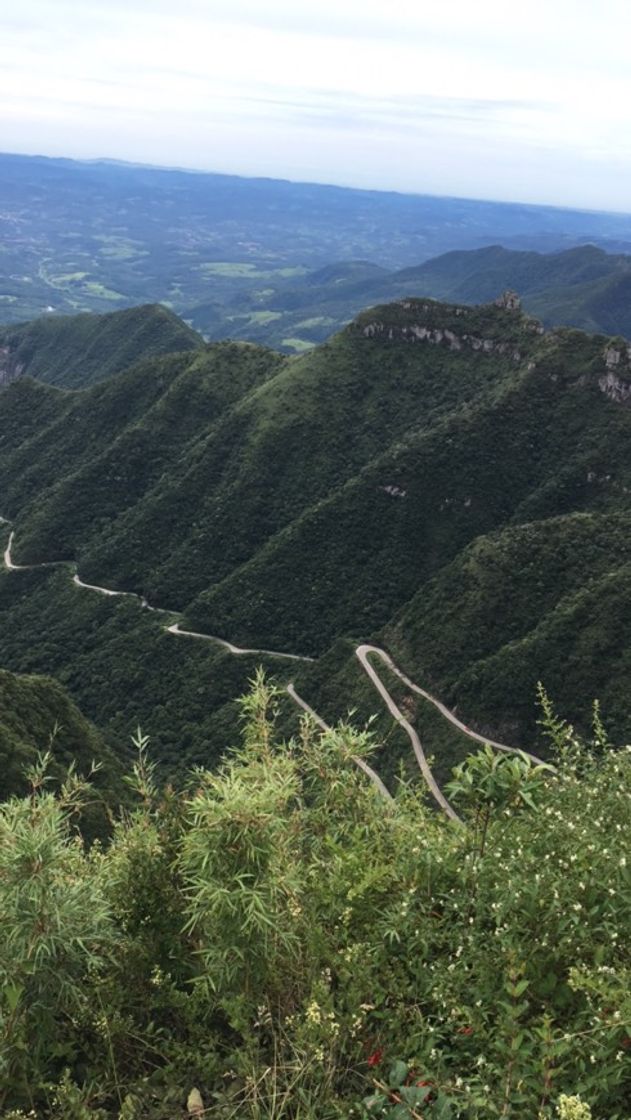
[4, 520, 526, 818]
[4, 3, 631, 1112]
[5, 152, 631, 355]
[2, 293, 631, 788]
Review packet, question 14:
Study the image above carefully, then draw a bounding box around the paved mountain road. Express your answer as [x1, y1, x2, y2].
[355, 645, 461, 821]
[2, 518, 531, 819]
[287, 682, 394, 803]
[358, 644, 535, 757]
[167, 621, 313, 661]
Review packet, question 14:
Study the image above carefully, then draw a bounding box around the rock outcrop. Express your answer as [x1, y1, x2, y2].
[495, 290, 521, 311]
[358, 319, 524, 362]
[599, 342, 631, 404]
[0, 346, 23, 386]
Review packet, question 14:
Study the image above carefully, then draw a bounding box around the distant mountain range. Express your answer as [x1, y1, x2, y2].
[2, 296, 631, 768]
[3, 150, 631, 338]
[189, 244, 631, 350]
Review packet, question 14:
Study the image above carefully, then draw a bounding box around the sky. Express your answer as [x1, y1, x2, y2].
[2, 0, 631, 210]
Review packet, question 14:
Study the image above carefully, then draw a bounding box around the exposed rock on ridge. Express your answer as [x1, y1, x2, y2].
[0, 345, 23, 386]
[351, 293, 544, 362]
[599, 341, 631, 404]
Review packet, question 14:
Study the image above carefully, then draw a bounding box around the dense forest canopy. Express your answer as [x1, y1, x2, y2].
[2, 297, 631, 767]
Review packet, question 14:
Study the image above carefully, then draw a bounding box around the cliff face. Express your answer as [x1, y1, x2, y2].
[348, 294, 545, 367]
[350, 296, 631, 411]
[0, 344, 24, 386]
[599, 342, 631, 404]
[357, 317, 527, 361]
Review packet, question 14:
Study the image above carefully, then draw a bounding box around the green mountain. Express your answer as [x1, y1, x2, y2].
[527, 271, 631, 338]
[0, 303, 202, 389]
[395, 243, 628, 302]
[0, 667, 128, 835]
[188, 244, 631, 352]
[400, 244, 631, 338]
[2, 297, 631, 759]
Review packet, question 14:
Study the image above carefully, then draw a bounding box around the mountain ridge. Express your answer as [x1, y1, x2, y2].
[190, 243, 631, 351]
[2, 297, 631, 757]
[0, 303, 203, 389]
[3, 149, 631, 334]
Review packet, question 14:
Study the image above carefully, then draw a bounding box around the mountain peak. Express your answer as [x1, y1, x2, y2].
[494, 289, 521, 311]
[0, 304, 202, 390]
[347, 295, 542, 358]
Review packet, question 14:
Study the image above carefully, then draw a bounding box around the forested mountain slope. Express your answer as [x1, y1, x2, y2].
[191, 244, 631, 352]
[0, 303, 202, 389]
[401, 244, 631, 338]
[397, 243, 629, 302]
[0, 667, 128, 835]
[2, 297, 631, 752]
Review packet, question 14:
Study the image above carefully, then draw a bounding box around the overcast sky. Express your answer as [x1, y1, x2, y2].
[2, 0, 631, 210]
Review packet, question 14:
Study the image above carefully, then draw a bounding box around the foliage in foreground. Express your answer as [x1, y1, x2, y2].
[0, 675, 629, 1119]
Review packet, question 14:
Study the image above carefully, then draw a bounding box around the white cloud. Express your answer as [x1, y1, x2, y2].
[1, 0, 631, 209]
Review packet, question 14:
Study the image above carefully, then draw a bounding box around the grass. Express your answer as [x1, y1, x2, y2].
[198, 263, 309, 280]
[83, 282, 125, 301]
[100, 246, 147, 260]
[247, 311, 283, 325]
[280, 337, 315, 353]
[103, 248, 147, 260]
[49, 272, 89, 285]
[293, 316, 337, 330]
[198, 262, 263, 277]
[274, 266, 309, 278]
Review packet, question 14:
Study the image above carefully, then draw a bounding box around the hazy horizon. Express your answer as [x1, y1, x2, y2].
[6, 146, 631, 221]
[3, 1, 631, 213]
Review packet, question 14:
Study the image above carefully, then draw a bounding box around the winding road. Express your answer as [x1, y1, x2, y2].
[166, 620, 313, 662]
[287, 682, 394, 803]
[355, 645, 462, 821]
[1, 519, 533, 820]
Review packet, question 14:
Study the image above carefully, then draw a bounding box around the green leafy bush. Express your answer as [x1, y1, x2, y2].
[0, 678, 629, 1118]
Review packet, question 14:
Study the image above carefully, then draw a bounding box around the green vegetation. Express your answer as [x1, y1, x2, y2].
[1, 276, 630, 1116]
[95, 237, 148, 261]
[49, 272, 89, 284]
[4, 152, 631, 353]
[384, 512, 631, 744]
[191, 244, 631, 352]
[83, 282, 125, 301]
[401, 244, 631, 338]
[0, 304, 202, 389]
[246, 311, 283, 325]
[199, 262, 264, 277]
[0, 667, 128, 838]
[280, 336, 314, 352]
[0, 677, 628, 1118]
[3, 297, 631, 759]
[281, 640, 473, 791]
[0, 558, 301, 776]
